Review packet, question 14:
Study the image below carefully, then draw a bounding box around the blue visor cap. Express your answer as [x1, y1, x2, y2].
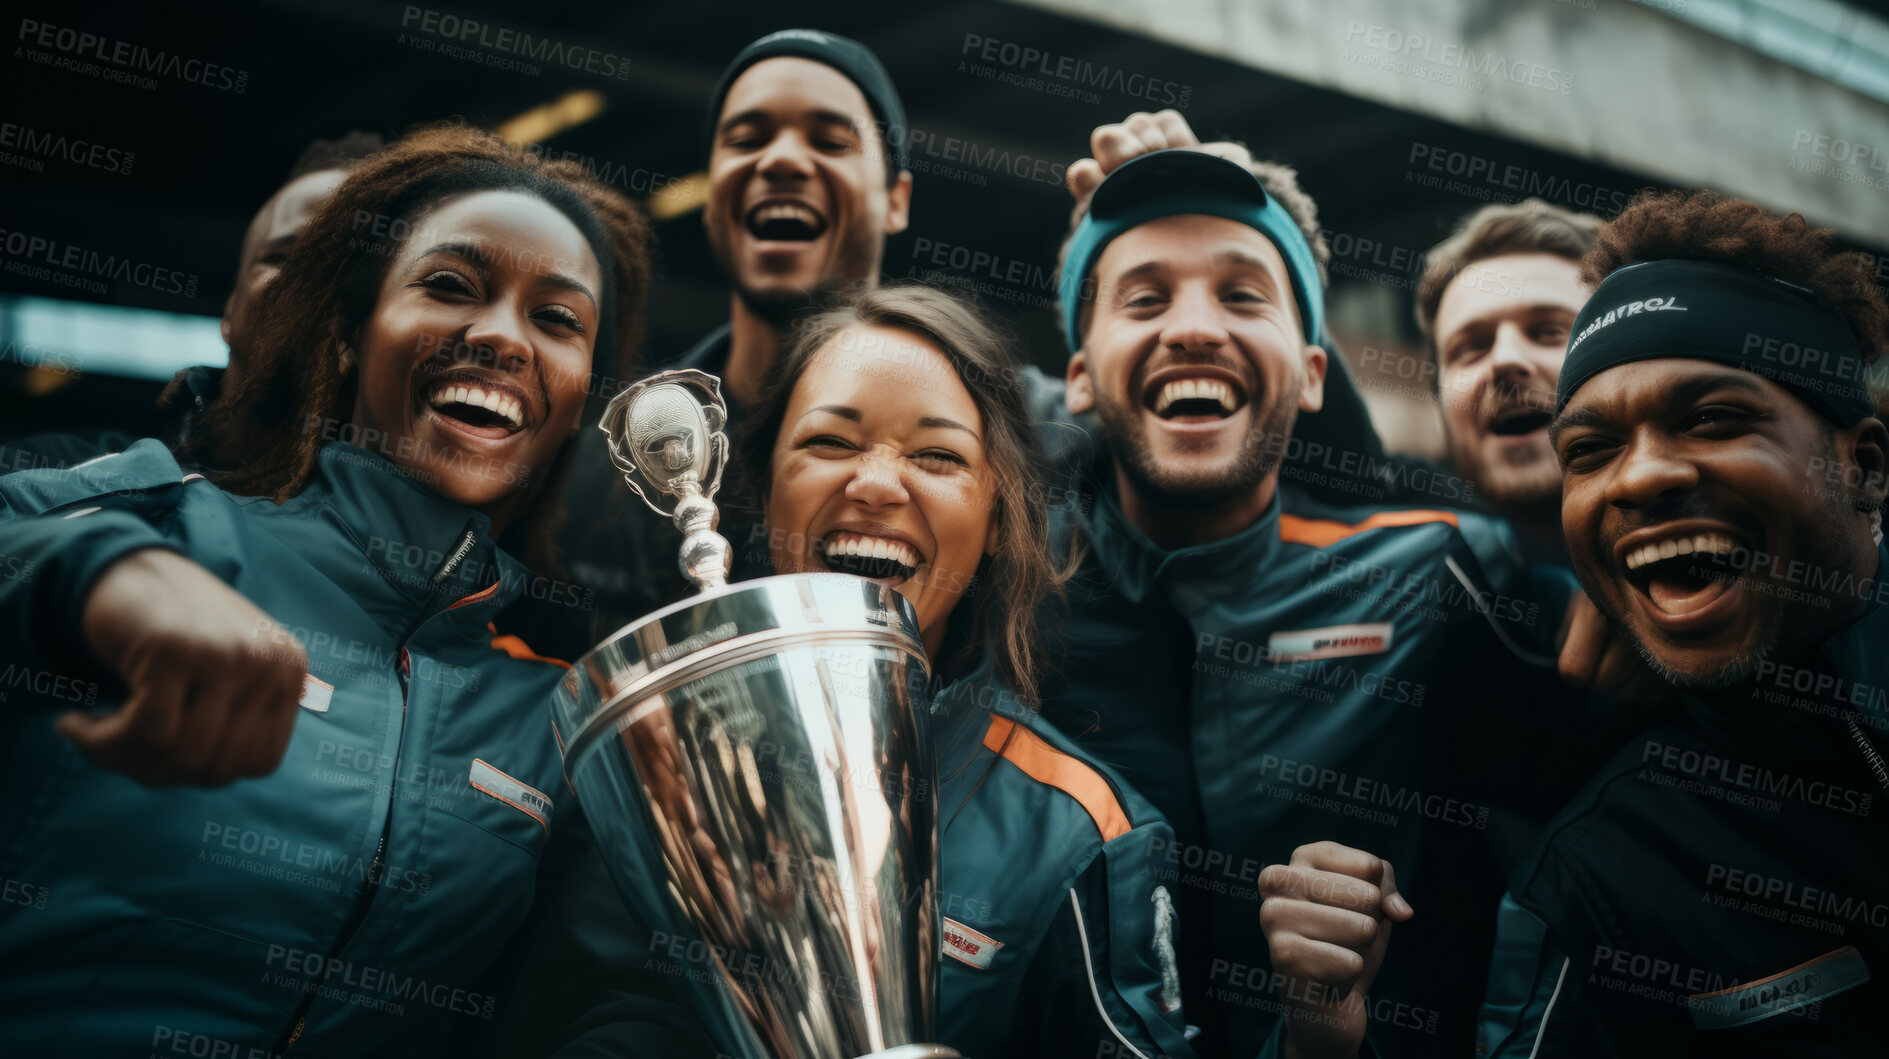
[1059, 149, 1326, 355]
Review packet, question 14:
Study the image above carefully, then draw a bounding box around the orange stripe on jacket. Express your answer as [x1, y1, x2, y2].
[487, 623, 573, 669]
[1279, 509, 1458, 548]
[448, 581, 501, 610]
[983, 715, 1132, 842]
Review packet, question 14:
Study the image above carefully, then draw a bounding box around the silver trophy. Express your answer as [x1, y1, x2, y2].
[554, 370, 960, 1059]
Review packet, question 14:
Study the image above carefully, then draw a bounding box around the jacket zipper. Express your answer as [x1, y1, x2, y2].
[273, 524, 479, 1051]
[1846, 713, 1889, 793]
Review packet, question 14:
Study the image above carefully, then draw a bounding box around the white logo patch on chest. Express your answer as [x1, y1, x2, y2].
[298, 674, 334, 713]
[469, 758, 553, 828]
[1688, 945, 1869, 1029]
[1267, 622, 1394, 663]
[943, 916, 1003, 970]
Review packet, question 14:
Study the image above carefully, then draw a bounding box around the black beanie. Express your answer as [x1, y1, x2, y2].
[704, 29, 908, 183]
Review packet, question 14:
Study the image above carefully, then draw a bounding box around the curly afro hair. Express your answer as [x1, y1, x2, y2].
[1585, 189, 1888, 364]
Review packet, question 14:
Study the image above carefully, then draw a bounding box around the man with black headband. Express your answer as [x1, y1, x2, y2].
[551, 28, 913, 650]
[1477, 189, 1889, 1055]
[1036, 146, 1579, 1058]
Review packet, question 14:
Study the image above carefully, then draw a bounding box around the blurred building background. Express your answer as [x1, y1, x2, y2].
[4, 0, 1886, 458]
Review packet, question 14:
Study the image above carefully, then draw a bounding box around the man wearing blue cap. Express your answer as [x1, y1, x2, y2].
[1476, 191, 1889, 1054]
[1038, 145, 1581, 1058]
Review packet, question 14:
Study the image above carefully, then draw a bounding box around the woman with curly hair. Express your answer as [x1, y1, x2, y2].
[0, 125, 652, 1056]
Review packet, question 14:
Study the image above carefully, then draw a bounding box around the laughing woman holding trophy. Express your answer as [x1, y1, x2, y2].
[518, 283, 1195, 1059]
[739, 284, 1196, 1059]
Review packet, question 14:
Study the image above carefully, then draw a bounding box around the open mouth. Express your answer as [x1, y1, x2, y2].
[425, 374, 527, 435]
[816, 531, 921, 584]
[1488, 407, 1552, 437]
[746, 200, 828, 242]
[1621, 529, 1746, 620]
[1148, 376, 1246, 422]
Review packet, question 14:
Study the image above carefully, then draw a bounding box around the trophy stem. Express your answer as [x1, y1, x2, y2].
[669, 473, 732, 591]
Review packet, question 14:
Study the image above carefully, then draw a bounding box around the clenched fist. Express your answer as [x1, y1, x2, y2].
[1257, 842, 1414, 1059]
[69, 547, 307, 787]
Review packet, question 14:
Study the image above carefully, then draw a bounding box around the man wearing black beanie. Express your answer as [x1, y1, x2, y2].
[553, 29, 915, 647]
[694, 28, 912, 407]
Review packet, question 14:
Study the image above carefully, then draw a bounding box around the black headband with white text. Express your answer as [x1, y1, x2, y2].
[1556, 258, 1873, 425]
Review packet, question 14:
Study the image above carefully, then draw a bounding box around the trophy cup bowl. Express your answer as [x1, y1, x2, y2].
[552, 371, 961, 1058]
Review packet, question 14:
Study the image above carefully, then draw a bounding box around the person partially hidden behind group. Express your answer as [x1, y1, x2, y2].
[473, 283, 1199, 1059]
[5, 130, 386, 475]
[0, 124, 653, 1057]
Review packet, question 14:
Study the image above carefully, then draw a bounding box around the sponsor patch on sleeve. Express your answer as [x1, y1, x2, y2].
[942, 916, 1003, 971]
[1688, 946, 1869, 1030]
[1267, 622, 1394, 662]
[298, 674, 334, 713]
[469, 758, 553, 829]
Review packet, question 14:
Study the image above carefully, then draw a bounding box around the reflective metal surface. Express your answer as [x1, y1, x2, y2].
[554, 573, 957, 1059]
[599, 368, 733, 590]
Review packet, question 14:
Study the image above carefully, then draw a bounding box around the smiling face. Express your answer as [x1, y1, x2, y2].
[705, 57, 912, 323]
[1067, 213, 1326, 512]
[347, 190, 601, 524]
[1554, 359, 1885, 689]
[1433, 252, 1588, 510]
[222, 168, 349, 377]
[765, 325, 997, 655]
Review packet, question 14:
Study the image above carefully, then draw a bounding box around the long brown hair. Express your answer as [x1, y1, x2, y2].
[736, 282, 1066, 704]
[188, 124, 653, 571]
